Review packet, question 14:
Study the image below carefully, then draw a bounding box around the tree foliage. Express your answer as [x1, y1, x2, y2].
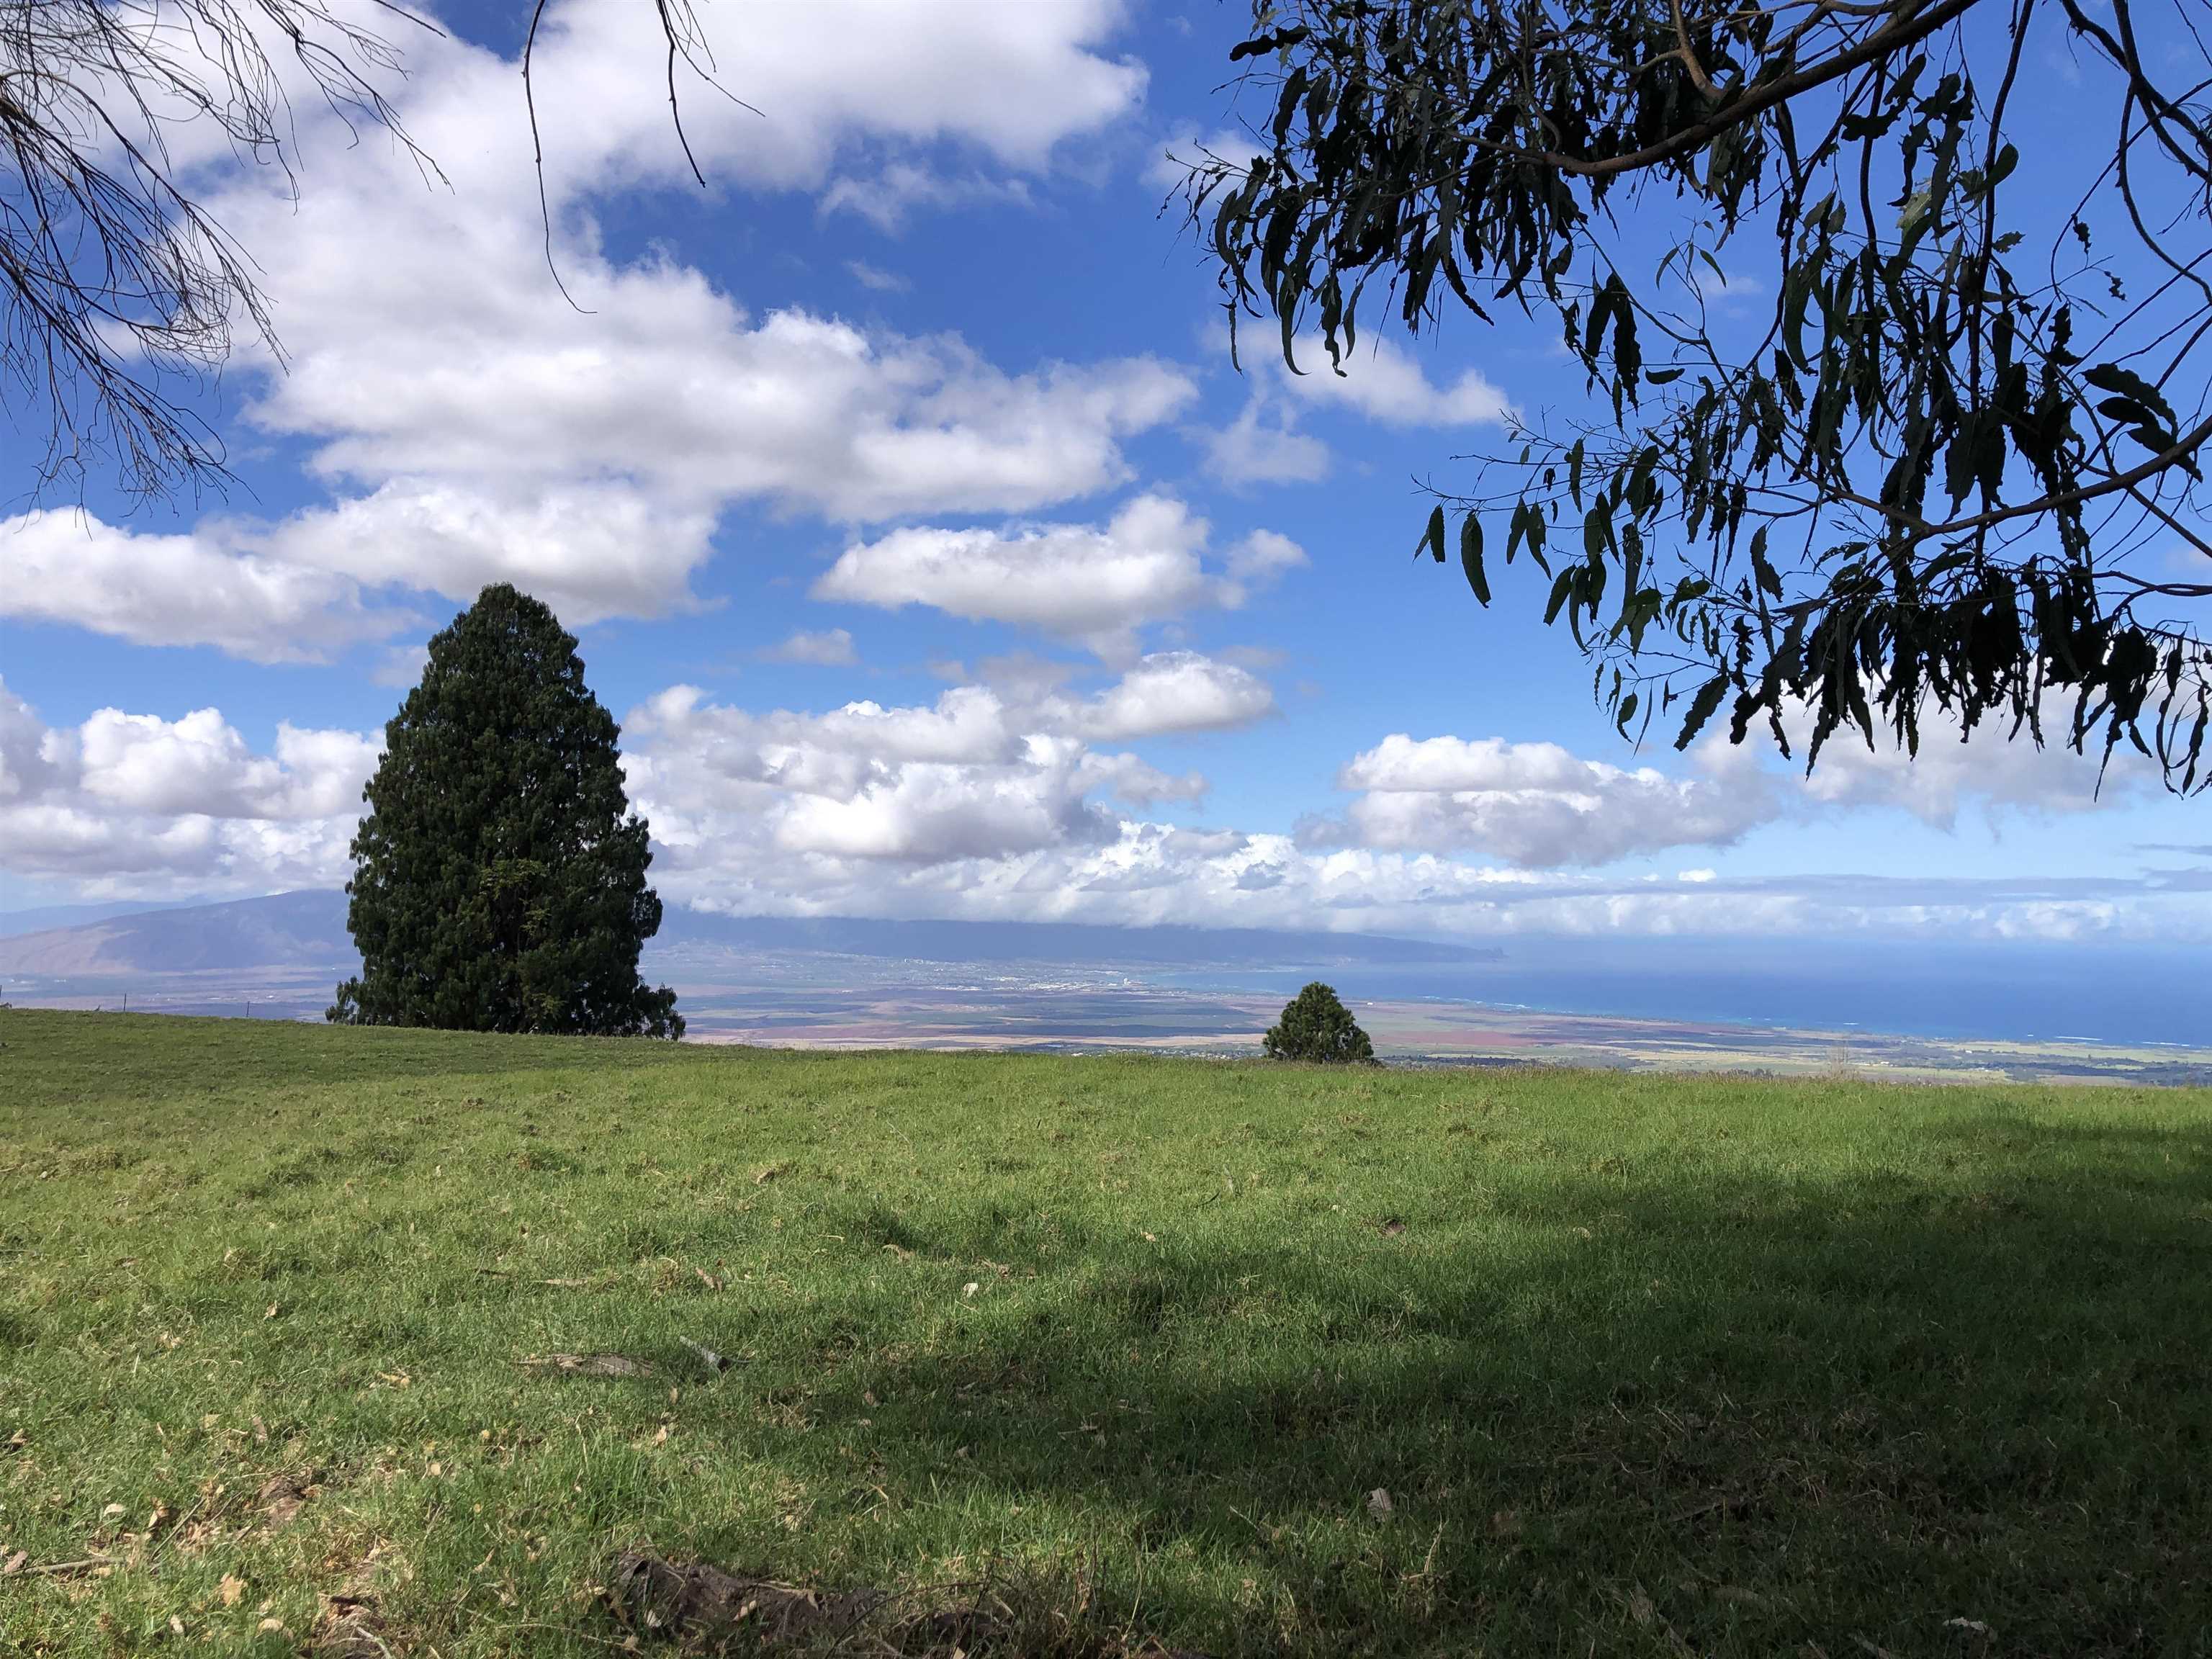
[1191, 0, 2212, 787]
[331, 584, 681, 1038]
[1264, 981, 1376, 1063]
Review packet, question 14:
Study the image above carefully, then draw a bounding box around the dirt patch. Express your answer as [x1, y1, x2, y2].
[522, 1352, 654, 1379]
[258, 1473, 313, 1527]
[606, 1550, 1211, 1656]
[309, 1540, 396, 1656]
[310, 1591, 390, 1657]
[610, 1552, 890, 1647]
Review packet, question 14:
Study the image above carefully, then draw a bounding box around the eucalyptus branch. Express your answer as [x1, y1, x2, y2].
[1195, 0, 2212, 787]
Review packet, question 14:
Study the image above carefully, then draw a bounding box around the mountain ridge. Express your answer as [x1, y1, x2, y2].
[0, 891, 1499, 981]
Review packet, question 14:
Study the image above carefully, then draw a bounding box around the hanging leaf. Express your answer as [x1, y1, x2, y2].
[1460, 513, 1491, 604]
[1417, 503, 1447, 563]
[1673, 673, 1732, 749]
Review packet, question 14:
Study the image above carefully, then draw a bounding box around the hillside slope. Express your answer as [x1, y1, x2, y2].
[4, 1010, 2208, 1656]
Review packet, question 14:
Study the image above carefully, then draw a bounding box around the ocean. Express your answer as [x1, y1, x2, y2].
[1154, 938, 2204, 1049]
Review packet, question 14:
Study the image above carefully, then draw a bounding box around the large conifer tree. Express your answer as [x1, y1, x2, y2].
[329, 585, 682, 1038]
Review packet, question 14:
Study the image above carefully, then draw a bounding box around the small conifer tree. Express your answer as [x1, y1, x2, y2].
[329, 584, 681, 1037]
[1262, 981, 1374, 1064]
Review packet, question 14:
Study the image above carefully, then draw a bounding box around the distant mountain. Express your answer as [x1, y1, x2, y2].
[0, 897, 198, 939]
[0, 890, 1496, 980]
[0, 891, 352, 977]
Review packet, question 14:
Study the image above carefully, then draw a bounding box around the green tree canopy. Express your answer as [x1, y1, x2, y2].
[1264, 981, 1377, 1064]
[330, 584, 681, 1038]
[1191, 0, 2212, 786]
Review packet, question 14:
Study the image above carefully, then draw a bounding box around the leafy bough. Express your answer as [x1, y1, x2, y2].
[1194, 0, 2212, 786]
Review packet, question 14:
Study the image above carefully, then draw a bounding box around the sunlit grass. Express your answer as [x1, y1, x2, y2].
[2, 1009, 2209, 1655]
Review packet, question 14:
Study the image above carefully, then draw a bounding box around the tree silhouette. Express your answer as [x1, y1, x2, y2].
[1264, 982, 1375, 1064]
[331, 584, 681, 1038]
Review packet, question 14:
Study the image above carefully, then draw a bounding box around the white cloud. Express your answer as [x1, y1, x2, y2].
[1226, 529, 1309, 585]
[1786, 710, 2149, 824]
[1073, 652, 1275, 740]
[1192, 335, 1509, 487]
[1282, 336, 1511, 428]
[816, 495, 1207, 642]
[511, 0, 1145, 197]
[0, 511, 410, 663]
[1200, 393, 1332, 486]
[814, 495, 1305, 657]
[0, 681, 376, 891]
[847, 261, 911, 294]
[633, 765, 2212, 945]
[1088, 753, 1209, 809]
[619, 670, 2164, 942]
[74, 710, 377, 823]
[819, 165, 1033, 230]
[770, 741, 1114, 863]
[8, 666, 2192, 948]
[0, 683, 63, 804]
[1305, 708, 2153, 874]
[372, 644, 431, 688]
[1146, 126, 1262, 192]
[241, 247, 1195, 528]
[12, 2, 1180, 657]
[242, 4, 1169, 535]
[1317, 733, 1776, 867]
[629, 685, 1094, 866]
[763, 629, 860, 667]
[626, 647, 1268, 867]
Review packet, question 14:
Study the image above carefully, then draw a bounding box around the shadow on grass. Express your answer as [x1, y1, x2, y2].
[685, 1112, 2212, 1656]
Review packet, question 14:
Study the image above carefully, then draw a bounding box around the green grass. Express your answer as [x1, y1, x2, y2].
[2, 1010, 2211, 1656]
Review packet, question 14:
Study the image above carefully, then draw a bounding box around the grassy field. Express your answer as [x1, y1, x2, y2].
[2, 1010, 2209, 1656]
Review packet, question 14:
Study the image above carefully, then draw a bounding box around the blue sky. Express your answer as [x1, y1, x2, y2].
[1, 0, 2208, 954]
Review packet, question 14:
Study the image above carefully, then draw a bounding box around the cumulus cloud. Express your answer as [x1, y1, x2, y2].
[1072, 652, 1276, 740]
[1226, 529, 1308, 585]
[8, 664, 2188, 947]
[817, 495, 1208, 639]
[511, 0, 1145, 197]
[1088, 753, 1210, 809]
[814, 495, 1305, 657]
[254, 288, 1193, 527]
[1316, 733, 1776, 868]
[633, 769, 2209, 946]
[237, 3, 1172, 513]
[1284, 336, 1512, 427]
[372, 644, 431, 688]
[258, 483, 716, 628]
[624, 647, 1265, 869]
[1308, 707, 2153, 873]
[14, 2, 1182, 658]
[0, 681, 377, 891]
[629, 685, 1092, 867]
[0, 511, 411, 663]
[615, 668, 2175, 943]
[1193, 336, 1511, 486]
[1786, 711, 2151, 824]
